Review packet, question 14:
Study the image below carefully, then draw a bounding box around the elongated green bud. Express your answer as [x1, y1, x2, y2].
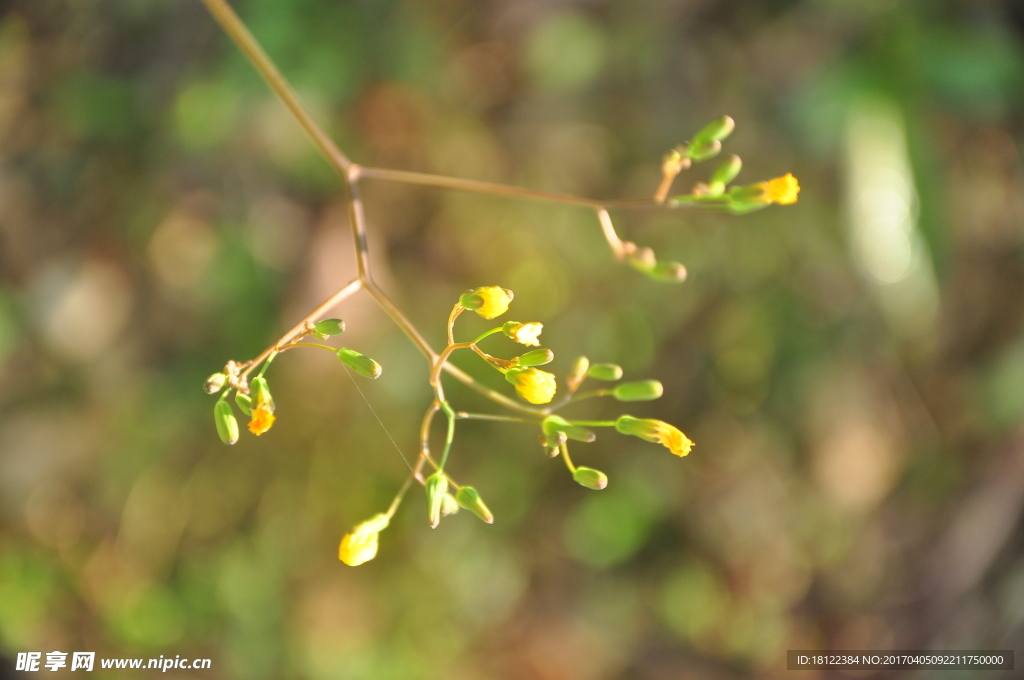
[573, 467, 608, 490]
[425, 473, 448, 528]
[565, 358, 588, 393]
[441, 493, 460, 517]
[543, 415, 596, 443]
[686, 139, 722, 163]
[649, 261, 687, 283]
[204, 373, 227, 394]
[519, 349, 554, 367]
[214, 400, 239, 445]
[710, 154, 742, 186]
[588, 363, 623, 381]
[313, 318, 345, 338]
[692, 115, 735, 145]
[455, 486, 494, 524]
[235, 391, 252, 416]
[613, 380, 664, 402]
[337, 348, 383, 379]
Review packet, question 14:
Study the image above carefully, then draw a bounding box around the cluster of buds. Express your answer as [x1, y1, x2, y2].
[203, 317, 383, 445]
[337, 286, 694, 565]
[651, 115, 800, 215]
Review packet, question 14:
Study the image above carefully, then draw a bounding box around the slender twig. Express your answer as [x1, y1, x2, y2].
[239, 278, 362, 380]
[199, 0, 351, 176]
[455, 412, 539, 425]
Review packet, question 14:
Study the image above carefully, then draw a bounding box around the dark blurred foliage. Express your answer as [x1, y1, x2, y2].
[2, 0, 1024, 678]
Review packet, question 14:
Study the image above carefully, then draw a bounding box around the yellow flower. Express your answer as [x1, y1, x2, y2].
[247, 405, 275, 435]
[615, 415, 694, 457]
[507, 367, 557, 404]
[505, 321, 543, 346]
[757, 173, 799, 205]
[460, 286, 513, 319]
[338, 514, 389, 566]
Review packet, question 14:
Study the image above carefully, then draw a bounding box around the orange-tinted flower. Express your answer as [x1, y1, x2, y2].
[248, 404, 275, 435]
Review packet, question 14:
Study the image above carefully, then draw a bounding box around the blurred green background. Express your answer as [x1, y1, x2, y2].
[3, 0, 1024, 677]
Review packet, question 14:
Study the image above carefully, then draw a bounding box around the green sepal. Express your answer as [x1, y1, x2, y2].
[573, 467, 608, 490]
[519, 349, 554, 367]
[691, 115, 735, 145]
[542, 415, 596, 443]
[251, 377, 275, 412]
[455, 486, 494, 524]
[337, 348, 383, 379]
[313, 318, 345, 339]
[588, 363, 623, 381]
[214, 400, 239, 445]
[235, 391, 252, 416]
[613, 380, 664, 401]
[686, 139, 722, 163]
[425, 473, 448, 528]
[710, 154, 742, 186]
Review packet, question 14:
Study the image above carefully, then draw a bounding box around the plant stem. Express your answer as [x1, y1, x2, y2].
[198, 0, 351, 176]
[567, 420, 617, 427]
[455, 412, 539, 425]
[560, 443, 577, 474]
[239, 278, 363, 380]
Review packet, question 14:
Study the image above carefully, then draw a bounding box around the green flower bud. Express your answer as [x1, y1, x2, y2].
[544, 428, 568, 449]
[519, 349, 554, 367]
[567, 356, 590, 391]
[686, 139, 722, 163]
[691, 115, 735, 145]
[251, 377, 275, 412]
[543, 415, 596, 443]
[573, 466, 608, 490]
[710, 154, 742, 186]
[235, 391, 252, 416]
[425, 473, 448, 528]
[613, 380, 664, 401]
[204, 373, 227, 394]
[588, 363, 623, 381]
[649, 261, 688, 283]
[441, 492, 460, 517]
[337, 348, 383, 379]
[214, 400, 239, 445]
[455, 486, 494, 524]
[313, 318, 345, 338]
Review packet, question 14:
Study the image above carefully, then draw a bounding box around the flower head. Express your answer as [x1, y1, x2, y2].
[615, 415, 693, 457]
[756, 173, 799, 205]
[503, 321, 543, 346]
[247, 377, 276, 436]
[460, 286, 513, 319]
[506, 367, 557, 404]
[338, 513, 390, 566]
[248, 405, 275, 435]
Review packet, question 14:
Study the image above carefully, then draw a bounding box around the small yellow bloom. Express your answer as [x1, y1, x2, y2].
[653, 421, 693, 456]
[507, 367, 557, 404]
[757, 173, 799, 205]
[461, 286, 513, 319]
[247, 404, 275, 435]
[338, 514, 389, 566]
[615, 415, 694, 456]
[507, 321, 543, 346]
